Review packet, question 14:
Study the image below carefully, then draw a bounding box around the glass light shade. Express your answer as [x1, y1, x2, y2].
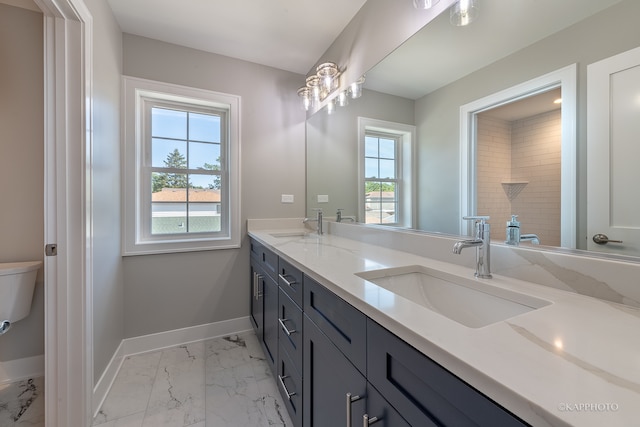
[349, 76, 365, 99]
[413, 0, 440, 9]
[316, 62, 339, 92]
[306, 75, 321, 101]
[326, 98, 336, 115]
[336, 90, 349, 107]
[450, 0, 478, 26]
[297, 87, 311, 111]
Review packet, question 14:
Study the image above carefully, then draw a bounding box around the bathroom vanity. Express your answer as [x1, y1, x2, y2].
[248, 219, 640, 427]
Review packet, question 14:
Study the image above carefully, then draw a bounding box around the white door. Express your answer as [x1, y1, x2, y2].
[587, 46, 640, 256]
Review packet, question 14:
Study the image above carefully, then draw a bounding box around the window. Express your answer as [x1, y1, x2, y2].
[364, 132, 400, 224]
[358, 118, 415, 228]
[123, 77, 240, 255]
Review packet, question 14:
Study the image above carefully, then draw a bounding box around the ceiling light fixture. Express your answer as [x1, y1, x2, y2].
[413, 0, 440, 9]
[450, 0, 478, 26]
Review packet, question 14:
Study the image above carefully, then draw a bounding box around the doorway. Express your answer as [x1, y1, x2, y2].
[476, 88, 562, 246]
[460, 64, 577, 248]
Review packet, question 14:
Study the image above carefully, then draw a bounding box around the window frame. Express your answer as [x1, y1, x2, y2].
[358, 117, 416, 228]
[122, 76, 241, 255]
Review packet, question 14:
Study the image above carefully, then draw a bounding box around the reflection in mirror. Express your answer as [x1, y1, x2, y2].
[460, 64, 577, 248]
[306, 0, 640, 258]
[476, 89, 562, 247]
[306, 90, 415, 223]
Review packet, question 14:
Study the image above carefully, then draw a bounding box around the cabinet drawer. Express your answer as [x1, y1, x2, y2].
[278, 258, 303, 307]
[277, 347, 302, 427]
[367, 320, 529, 427]
[278, 288, 303, 376]
[249, 238, 278, 281]
[304, 275, 366, 374]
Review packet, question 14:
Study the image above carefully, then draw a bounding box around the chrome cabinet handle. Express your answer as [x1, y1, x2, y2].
[278, 374, 296, 400]
[252, 272, 257, 299]
[278, 318, 296, 336]
[593, 234, 623, 245]
[346, 393, 362, 427]
[279, 273, 296, 287]
[363, 414, 379, 426]
[254, 273, 263, 299]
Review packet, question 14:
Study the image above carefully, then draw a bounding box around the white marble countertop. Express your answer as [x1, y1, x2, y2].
[248, 220, 640, 427]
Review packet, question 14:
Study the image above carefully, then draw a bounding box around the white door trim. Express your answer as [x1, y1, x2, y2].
[36, 0, 94, 425]
[459, 64, 577, 248]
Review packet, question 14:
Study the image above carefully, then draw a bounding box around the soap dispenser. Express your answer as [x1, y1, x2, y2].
[505, 215, 520, 246]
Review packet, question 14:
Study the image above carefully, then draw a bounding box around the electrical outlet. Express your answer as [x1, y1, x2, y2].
[281, 194, 294, 203]
[317, 194, 329, 203]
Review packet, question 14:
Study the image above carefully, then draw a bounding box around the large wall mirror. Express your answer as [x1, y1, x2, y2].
[306, 0, 640, 258]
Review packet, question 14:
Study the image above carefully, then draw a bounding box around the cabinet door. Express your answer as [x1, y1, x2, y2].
[367, 320, 528, 427]
[262, 272, 279, 373]
[363, 384, 412, 427]
[303, 315, 366, 427]
[250, 258, 264, 338]
[304, 275, 367, 374]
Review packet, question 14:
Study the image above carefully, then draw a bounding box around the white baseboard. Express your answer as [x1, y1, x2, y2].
[92, 316, 252, 416]
[0, 354, 45, 385]
[92, 340, 126, 416]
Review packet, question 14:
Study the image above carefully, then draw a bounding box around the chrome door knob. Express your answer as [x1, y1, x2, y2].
[592, 234, 623, 245]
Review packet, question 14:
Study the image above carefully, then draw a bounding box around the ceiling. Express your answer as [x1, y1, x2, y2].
[106, 0, 367, 75]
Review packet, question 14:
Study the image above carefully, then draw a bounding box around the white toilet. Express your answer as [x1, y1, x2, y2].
[0, 261, 42, 335]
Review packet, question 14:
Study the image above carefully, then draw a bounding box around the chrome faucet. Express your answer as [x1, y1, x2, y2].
[303, 208, 323, 234]
[453, 216, 492, 279]
[520, 234, 540, 245]
[336, 209, 354, 223]
[505, 214, 540, 245]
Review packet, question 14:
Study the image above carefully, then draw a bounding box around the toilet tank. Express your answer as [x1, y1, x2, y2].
[0, 261, 42, 323]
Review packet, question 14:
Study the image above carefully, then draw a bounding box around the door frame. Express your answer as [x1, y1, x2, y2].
[35, 0, 94, 425]
[459, 64, 577, 248]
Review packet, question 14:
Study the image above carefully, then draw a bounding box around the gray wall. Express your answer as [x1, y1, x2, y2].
[309, 0, 455, 114]
[0, 4, 44, 362]
[86, 0, 125, 383]
[122, 34, 306, 338]
[415, 0, 640, 244]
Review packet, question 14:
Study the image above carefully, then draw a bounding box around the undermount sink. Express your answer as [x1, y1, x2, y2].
[356, 265, 550, 328]
[269, 231, 316, 238]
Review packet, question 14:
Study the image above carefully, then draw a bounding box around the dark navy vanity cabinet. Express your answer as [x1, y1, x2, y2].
[248, 237, 529, 427]
[249, 250, 278, 373]
[367, 320, 528, 427]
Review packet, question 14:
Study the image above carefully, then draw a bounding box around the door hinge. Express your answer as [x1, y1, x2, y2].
[45, 244, 57, 256]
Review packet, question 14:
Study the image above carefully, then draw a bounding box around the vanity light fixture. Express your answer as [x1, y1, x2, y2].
[297, 63, 366, 112]
[298, 62, 340, 111]
[413, 0, 440, 9]
[450, 0, 478, 26]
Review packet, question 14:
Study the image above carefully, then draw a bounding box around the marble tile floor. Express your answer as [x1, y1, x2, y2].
[0, 376, 45, 426]
[93, 332, 293, 427]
